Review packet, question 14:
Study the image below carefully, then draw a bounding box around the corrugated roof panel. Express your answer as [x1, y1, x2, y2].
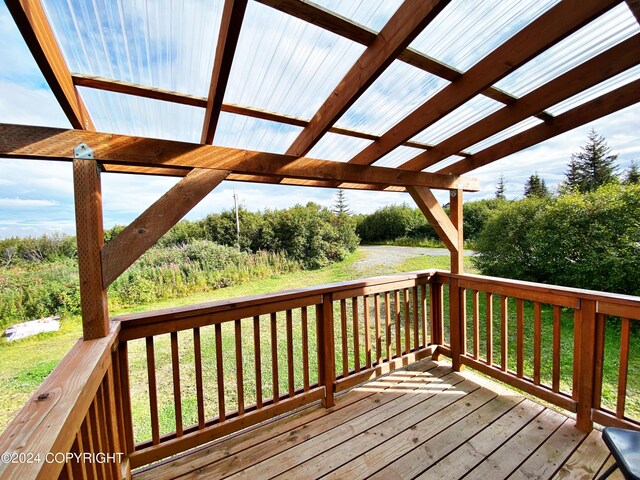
[310, 0, 402, 32]
[467, 117, 544, 154]
[495, 3, 640, 97]
[214, 112, 302, 153]
[42, 0, 222, 97]
[224, 1, 365, 119]
[78, 87, 204, 142]
[373, 146, 426, 168]
[307, 132, 372, 162]
[335, 60, 448, 136]
[410, 0, 560, 72]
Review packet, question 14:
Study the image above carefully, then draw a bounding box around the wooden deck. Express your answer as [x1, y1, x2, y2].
[133, 359, 620, 480]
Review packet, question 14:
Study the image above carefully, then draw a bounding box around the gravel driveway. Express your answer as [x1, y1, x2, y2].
[354, 245, 475, 273]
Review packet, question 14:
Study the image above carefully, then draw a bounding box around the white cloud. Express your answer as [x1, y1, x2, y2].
[0, 198, 57, 208]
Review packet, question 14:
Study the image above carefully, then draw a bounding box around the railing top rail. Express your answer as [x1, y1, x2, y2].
[114, 270, 437, 328]
[0, 322, 120, 480]
[435, 271, 640, 313]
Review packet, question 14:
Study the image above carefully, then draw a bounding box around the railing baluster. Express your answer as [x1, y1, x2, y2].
[486, 292, 493, 367]
[286, 309, 295, 397]
[461, 288, 467, 357]
[617, 317, 631, 419]
[235, 319, 245, 414]
[364, 295, 372, 369]
[403, 288, 411, 355]
[116, 343, 134, 455]
[412, 286, 419, 352]
[592, 313, 605, 407]
[385, 292, 392, 361]
[105, 363, 123, 478]
[302, 307, 310, 392]
[516, 298, 524, 378]
[215, 323, 226, 420]
[352, 297, 360, 372]
[552, 306, 562, 393]
[500, 295, 508, 372]
[193, 327, 205, 429]
[340, 299, 348, 377]
[72, 432, 87, 479]
[394, 290, 401, 357]
[253, 315, 263, 408]
[270, 312, 279, 404]
[81, 410, 98, 479]
[374, 293, 382, 365]
[145, 336, 160, 445]
[170, 331, 183, 436]
[91, 392, 107, 480]
[420, 284, 428, 347]
[472, 290, 480, 359]
[533, 302, 542, 385]
[319, 294, 336, 408]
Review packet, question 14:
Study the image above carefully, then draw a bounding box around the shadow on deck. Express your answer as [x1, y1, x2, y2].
[134, 359, 617, 480]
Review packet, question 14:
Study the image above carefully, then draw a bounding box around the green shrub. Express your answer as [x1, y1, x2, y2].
[356, 204, 436, 243]
[473, 184, 640, 295]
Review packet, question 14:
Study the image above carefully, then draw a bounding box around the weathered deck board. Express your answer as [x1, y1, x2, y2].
[132, 359, 614, 480]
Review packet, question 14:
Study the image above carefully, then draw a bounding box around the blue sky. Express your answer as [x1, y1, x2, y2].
[1, 1, 640, 239]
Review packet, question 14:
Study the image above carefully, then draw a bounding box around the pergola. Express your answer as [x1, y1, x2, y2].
[2, 2, 640, 478]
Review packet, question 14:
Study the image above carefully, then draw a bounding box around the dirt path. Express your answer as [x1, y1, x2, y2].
[354, 245, 474, 275]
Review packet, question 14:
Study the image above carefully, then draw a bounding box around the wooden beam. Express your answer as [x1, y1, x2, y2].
[6, 0, 94, 130]
[201, 0, 249, 144]
[73, 159, 109, 339]
[407, 186, 457, 251]
[101, 169, 229, 288]
[0, 123, 479, 191]
[71, 74, 441, 153]
[441, 78, 640, 175]
[348, 0, 619, 166]
[400, 33, 640, 170]
[256, 0, 554, 121]
[449, 189, 463, 274]
[285, 0, 449, 157]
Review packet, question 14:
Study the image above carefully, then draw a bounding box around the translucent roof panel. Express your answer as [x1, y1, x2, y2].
[424, 155, 466, 173]
[467, 117, 544, 154]
[412, 95, 502, 146]
[495, 3, 640, 97]
[373, 146, 426, 168]
[214, 112, 302, 154]
[547, 65, 640, 116]
[224, 1, 365, 119]
[307, 132, 372, 162]
[311, 0, 402, 32]
[42, 0, 223, 97]
[409, 0, 559, 72]
[335, 60, 449, 136]
[78, 88, 204, 143]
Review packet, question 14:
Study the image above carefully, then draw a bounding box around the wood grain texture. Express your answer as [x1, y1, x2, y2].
[408, 185, 458, 251]
[348, 0, 618, 166]
[0, 123, 479, 191]
[449, 189, 464, 273]
[6, 0, 94, 130]
[73, 159, 109, 339]
[201, 0, 248, 143]
[0, 325, 119, 480]
[285, 0, 448, 157]
[102, 168, 228, 288]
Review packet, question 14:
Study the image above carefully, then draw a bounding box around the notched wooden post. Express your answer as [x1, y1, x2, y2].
[575, 299, 597, 431]
[73, 156, 109, 339]
[318, 294, 336, 408]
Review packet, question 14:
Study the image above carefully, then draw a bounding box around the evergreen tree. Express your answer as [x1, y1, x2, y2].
[625, 161, 640, 184]
[495, 174, 506, 200]
[524, 173, 549, 198]
[332, 189, 351, 215]
[563, 129, 619, 193]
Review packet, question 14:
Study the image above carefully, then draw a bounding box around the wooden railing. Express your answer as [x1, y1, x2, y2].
[437, 272, 640, 431]
[2, 269, 639, 478]
[0, 324, 127, 480]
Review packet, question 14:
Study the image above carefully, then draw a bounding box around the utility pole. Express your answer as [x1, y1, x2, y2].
[233, 190, 241, 249]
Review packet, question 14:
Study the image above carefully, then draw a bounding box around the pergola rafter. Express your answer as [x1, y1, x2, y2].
[347, 0, 620, 166]
[400, 33, 640, 171]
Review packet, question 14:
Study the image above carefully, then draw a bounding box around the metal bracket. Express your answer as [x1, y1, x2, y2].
[73, 143, 94, 160]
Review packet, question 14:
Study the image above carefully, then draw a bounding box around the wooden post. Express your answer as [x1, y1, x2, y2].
[449, 189, 464, 274]
[575, 299, 597, 431]
[318, 294, 336, 408]
[73, 159, 109, 339]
